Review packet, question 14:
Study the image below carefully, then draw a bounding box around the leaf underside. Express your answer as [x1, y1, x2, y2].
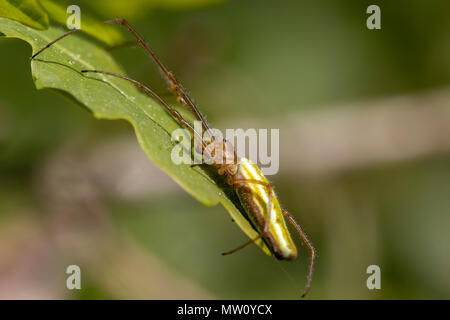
[0, 17, 271, 256]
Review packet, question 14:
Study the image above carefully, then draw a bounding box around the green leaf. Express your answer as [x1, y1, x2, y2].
[39, 0, 124, 46]
[0, 17, 271, 256]
[0, 0, 49, 29]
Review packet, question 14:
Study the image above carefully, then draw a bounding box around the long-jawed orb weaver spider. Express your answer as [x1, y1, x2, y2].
[32, 19, 315, 297]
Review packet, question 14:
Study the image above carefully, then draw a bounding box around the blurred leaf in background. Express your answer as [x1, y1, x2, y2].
[0, 0, 49, 29]
[77, 0, 227, 21]
[39, 0, 124, 45]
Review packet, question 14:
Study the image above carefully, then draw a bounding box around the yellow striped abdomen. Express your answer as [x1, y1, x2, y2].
[234, 158, 297, 260]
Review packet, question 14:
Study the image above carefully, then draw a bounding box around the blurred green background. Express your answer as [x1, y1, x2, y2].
[1, 0, 450, 299]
